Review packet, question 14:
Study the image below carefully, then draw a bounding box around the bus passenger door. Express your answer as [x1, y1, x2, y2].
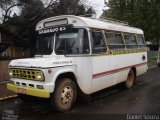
[91, 31, 114, 93]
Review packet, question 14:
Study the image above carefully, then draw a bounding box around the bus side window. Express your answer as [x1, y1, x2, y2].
[137, 35, 145, 48]
[105, 32, 125, 50]
[91, 31, 107, 54]
[124, 34, 138, 49]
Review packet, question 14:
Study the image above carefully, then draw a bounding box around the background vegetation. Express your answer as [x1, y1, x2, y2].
[102, 0, 160, 44]
[0, 0, 160, 56]
[0, 0, 88, 56]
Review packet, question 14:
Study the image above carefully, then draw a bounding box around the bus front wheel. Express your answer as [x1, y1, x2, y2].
[51, 78, 77, 112]
[125, 69, 135, 88]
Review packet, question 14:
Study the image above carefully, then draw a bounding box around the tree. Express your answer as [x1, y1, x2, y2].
[1, 0, 88, 56]
[0, 0, 21, 23]
[102, 0, 160, 43]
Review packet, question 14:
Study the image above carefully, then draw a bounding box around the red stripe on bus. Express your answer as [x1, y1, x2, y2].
[92, 62, 147, 78]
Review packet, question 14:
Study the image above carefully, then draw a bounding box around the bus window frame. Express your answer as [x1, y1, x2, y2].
[123, 33, 138, 49]
[105, 31, 125, 51]
[136, 34, 146, 49]
[90, 29, 107, 54]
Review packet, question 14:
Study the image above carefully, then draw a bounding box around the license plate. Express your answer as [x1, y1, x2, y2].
[17, 88, 26, 94]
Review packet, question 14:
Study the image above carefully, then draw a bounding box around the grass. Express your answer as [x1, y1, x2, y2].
[148, 56, 158, 67]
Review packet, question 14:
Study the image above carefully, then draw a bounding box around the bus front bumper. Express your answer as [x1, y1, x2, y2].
[7, 83, 50, 98]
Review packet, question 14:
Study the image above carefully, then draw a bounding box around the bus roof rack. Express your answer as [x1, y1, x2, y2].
[79, 14, 96, 18]
[98, 17, 129, 26]
[79, 14, 129, 26]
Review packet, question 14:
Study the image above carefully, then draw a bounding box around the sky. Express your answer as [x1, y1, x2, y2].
[82, 0, 106, 17]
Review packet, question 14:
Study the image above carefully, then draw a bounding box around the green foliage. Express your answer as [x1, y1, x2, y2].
[148, 56, 158, 67]
[102, 0, 160, 43]
[1, 0, 87, 56]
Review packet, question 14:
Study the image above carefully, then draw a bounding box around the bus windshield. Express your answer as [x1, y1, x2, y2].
[55, 28, 89, 55]
[36, 28, 89, 55]
[35, 34, 54, 55]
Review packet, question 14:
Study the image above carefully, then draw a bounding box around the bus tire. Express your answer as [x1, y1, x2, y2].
[125, 69, 135, 88]
[51, 78, 77, 112]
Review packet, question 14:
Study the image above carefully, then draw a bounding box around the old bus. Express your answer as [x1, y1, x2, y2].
[7, 15, 148, 112]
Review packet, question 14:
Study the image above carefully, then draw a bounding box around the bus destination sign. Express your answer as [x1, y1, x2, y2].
[39, 26, 66, 34]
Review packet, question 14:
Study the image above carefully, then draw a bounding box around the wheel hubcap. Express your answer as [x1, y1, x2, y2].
[61, 86, 73, 104]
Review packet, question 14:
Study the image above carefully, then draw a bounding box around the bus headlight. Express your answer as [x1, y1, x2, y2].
[36, 72, 43, 80]
[9, 70, 13, 77]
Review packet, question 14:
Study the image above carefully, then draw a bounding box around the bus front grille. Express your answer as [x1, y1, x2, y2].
[8, 68, 44, 81]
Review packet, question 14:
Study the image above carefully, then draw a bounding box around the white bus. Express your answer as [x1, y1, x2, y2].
[7, 15, 148, 112]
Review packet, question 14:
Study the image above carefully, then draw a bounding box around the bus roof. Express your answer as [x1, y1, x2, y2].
[36, 15, 143, 34]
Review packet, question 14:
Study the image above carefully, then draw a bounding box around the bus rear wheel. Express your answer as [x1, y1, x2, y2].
[125, 69, 135, 88]
[51, 78, 77, 112]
